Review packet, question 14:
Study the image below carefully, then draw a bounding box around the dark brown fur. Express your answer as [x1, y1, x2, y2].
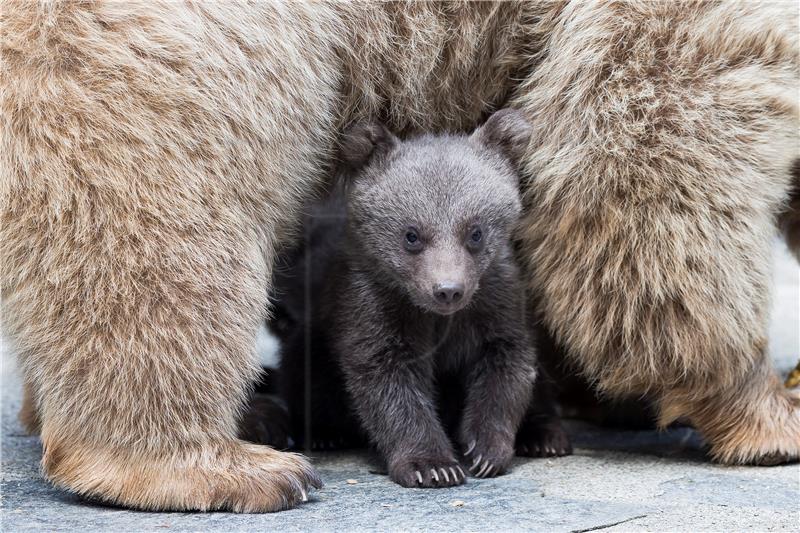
[248, 112, 570, 488]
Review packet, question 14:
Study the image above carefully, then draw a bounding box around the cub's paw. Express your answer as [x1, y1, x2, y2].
[238, 393, 291, 449]
[389, 454, 466, 488]
[461, 438, 515, 478]
[515, 418, 573, 458]
[299, 419, 366, 451]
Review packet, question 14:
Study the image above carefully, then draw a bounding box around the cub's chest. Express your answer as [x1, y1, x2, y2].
[429, 314, 487, 372]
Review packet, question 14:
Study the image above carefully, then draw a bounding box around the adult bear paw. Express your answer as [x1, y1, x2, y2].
[41, 437, 322, 512]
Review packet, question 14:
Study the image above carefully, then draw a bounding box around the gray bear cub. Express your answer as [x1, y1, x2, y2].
[251, 109, 571, 488]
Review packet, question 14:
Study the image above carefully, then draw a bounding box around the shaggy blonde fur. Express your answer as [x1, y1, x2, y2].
[1, 0, 798, 512]
[512, 0, 800, 464]
[1, 0, 342, 511]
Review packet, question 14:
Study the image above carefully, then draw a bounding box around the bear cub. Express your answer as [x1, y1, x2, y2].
[246, 109, 571, 487]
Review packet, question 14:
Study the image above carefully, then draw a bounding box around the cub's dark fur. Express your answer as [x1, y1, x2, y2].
[247, 110, 571, 487]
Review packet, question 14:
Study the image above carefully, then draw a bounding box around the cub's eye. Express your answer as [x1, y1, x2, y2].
[404, 227, 423, 252]
[466, 225, 484, 251]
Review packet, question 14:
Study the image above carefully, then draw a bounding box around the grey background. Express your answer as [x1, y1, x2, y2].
[2, 240, 798, 532]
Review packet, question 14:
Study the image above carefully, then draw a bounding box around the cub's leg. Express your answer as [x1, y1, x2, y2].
[274, 327, 364, 451]
[339, 343, 465, 488]
[239, 392, 292, 451]
[18, 381, 41, 436]
[458, 336, 537, 478]
[516, 366, 572, 458]
[283, 352, 365, 452]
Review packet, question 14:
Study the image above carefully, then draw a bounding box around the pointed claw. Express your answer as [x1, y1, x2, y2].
[449, 467, 459, 482]
[457, 466, 466, 480]
[431, 468, 439, 482]
[464, 440, 477, 456]
[416, 470, 423, 484]
[300, 488, 308, 502]
[484, 464, 496, 478]
[470, 454, 483, 471]
[476, 460, 491, 477]
[520, 445, 529, 455]
[440, 468, 449, 483]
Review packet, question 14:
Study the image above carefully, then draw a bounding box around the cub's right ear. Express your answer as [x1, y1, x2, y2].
[339, 121, 398, 170]
[471, 108, 532, 165]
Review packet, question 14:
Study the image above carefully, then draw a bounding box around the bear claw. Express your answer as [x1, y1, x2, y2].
[464, 440, 477, 456]
[392, 457, 465, 488]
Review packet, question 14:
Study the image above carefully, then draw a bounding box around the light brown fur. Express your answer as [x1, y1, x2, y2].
[1, 0, 798, 512]
[512, 0, 800, 464]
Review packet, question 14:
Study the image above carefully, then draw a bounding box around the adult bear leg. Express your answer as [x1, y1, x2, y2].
[1, 2, 341, 510]
[512, 1, 799, 464]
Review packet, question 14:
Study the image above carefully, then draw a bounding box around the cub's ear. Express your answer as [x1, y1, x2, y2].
[339, 121, 398, 170]
[471, 108, 533, 164]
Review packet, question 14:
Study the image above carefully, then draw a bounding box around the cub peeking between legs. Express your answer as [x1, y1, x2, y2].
[250, 109, 571, 487]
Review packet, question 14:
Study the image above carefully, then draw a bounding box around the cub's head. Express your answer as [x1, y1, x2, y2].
[340, 109, 531, 316]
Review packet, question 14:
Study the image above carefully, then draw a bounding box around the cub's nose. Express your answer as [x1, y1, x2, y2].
[433, 281, 465, 304]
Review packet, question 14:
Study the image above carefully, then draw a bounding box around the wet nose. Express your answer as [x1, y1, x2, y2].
[433, 282, 465, 304]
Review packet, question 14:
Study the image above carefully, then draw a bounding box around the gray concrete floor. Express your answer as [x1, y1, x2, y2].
[2, 241, 799, 532]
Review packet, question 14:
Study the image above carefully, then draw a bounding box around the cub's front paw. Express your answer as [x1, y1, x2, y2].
[515, 418, 573, 458]
[461, 438, 514, 478]
[238, 393, 291, 449]
[389, 454, 466, 488]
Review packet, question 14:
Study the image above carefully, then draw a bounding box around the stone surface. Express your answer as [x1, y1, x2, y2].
[2, 241, 798, 531]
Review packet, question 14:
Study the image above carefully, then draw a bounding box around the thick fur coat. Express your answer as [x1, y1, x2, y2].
[1, 0, 798, 512]
[254, 111, 571, 489]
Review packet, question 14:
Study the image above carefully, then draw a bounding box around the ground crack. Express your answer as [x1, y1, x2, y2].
[570, 514, 648, 533]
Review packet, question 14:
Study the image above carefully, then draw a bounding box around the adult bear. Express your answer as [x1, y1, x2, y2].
[1, 0, 797, 512]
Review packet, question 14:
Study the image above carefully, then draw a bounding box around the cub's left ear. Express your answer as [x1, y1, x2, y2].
[471, 108, 533, 164]
[339, 121, 398, 171]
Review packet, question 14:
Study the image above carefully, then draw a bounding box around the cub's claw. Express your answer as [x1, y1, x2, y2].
[464, 440, 477, 456]
[470, 454, 483, 470]
[474, 460, 491, 477]
[449, 467, 459, 482]
[461, 437, 513, 478]
[390, 456, 466, 488]
[516, 418, 573, 458]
